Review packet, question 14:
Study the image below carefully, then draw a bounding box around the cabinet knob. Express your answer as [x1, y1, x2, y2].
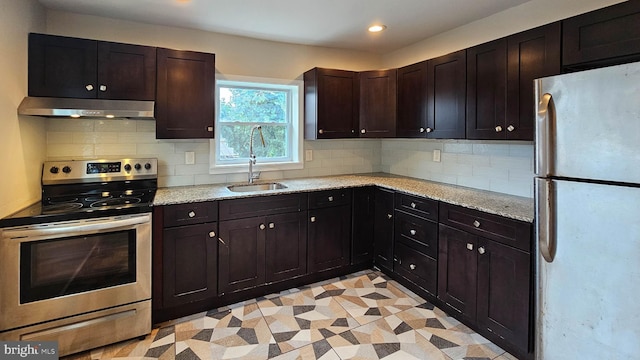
[310, 216, 316, 223]
[259, 223, 266, 230]
[387, 214, 392, 219]
[85, 84, 94, 91]
[207, 126, 213, 132]
[426, 127, 433, 133]
[473, 220, 481, 228]
[188, 211, 196, 218]
[328, 196, 334, 202]
[208, 231, 216, 238]
[495, 125, 503, 132]
[318, 129, 324, 134]
[269, 223, 275, 229]
[410, 202, 416, 208]
[410, 229, 417, 236]
[478, 246, 486, 255]
[507, 124, 515, 132]
[99, 85, 107, 92]
[360, 129, 366, 134]
[409, 264, 416, 270]
[419, 127, 425, 133]
[467, 243, 474, 251]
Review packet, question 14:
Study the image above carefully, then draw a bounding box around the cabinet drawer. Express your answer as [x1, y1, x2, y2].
[438, 203, 531, 252]
[394, 241, 437, 296]
[394, 192, 438, 221]
[394, 210, 438, 258]
[308, 188, 352, 208]
[219, 193, 307, 221]
[163, 201, 218, 227]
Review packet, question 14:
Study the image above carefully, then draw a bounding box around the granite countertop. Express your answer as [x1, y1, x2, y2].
[153, 173, 534, 223]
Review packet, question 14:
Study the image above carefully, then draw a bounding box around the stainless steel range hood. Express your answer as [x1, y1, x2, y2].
[18, 97, 155, 119]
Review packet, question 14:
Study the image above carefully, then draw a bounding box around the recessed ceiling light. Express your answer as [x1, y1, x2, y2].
[368, 25, 387, 33]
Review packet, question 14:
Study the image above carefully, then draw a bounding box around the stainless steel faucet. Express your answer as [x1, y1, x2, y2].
[248, 125, 266, 184]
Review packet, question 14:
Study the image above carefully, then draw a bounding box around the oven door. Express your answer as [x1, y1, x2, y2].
[0, 213, 151, 332]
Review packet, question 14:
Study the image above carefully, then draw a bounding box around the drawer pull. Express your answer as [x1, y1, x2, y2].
[467, 243, 474, 251]
[478, 246, 486, 255]
[259, 223, 266, 230]
[188, 211, 196, 218]
[387, 214, 392, 219]
[208, 231, 216, 238]
[409, 264, 416, 270]
[410, 202, 416, 208]
[328, 196, 334, 202]
[218, 238, 226, 245]
[473, 220, 481, 228]
[310, 216, 316, 223]
[410, 229, 417, 236]
[269, 223, 275, 229]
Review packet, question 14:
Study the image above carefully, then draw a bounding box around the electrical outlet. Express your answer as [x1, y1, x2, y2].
[433, 149, 441, 162]
[305, 150, 313, 161]
[185, 151, 195, 164]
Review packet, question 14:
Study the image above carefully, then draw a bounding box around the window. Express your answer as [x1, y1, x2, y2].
[211, 75, 303, 173]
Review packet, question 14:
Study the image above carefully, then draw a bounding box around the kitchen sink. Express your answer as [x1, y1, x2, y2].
[227, 182, 288, 192]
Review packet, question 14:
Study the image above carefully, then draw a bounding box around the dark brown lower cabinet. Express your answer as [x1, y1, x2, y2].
[308, 189, 352, 273]
[373, 188, 394, 272]
[218, 212, 307, 295]
[351, 187, 375, 265]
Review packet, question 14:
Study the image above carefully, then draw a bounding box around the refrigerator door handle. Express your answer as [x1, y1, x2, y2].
[535, 88, 555, 177]
[535, 178, 556, 263]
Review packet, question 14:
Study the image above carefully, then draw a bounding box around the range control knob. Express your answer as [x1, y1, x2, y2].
[124, 164, 132, 172]
[62, 166, 71, 174]
[144, 163, 152, 170]
[134, 163, 141, 170]
[50, 166, 59, 174]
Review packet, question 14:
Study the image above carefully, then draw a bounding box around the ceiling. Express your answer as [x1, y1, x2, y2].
[38, 0, 530, 54]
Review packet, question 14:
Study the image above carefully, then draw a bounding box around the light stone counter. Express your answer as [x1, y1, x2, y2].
[153, 173, 534, 223]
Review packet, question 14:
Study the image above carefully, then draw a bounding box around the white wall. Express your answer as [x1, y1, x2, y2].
[0, 0, 47, 218]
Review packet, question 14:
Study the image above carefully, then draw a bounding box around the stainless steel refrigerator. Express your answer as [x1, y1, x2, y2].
[534, 61, 640, 359]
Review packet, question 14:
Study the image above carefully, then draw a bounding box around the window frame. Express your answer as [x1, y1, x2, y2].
[210, 75, 303, 174]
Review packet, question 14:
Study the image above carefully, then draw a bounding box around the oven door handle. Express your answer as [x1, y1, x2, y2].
[2, 214, 150, 240]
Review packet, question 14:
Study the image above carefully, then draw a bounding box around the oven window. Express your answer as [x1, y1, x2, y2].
[20, 230, 136, 303]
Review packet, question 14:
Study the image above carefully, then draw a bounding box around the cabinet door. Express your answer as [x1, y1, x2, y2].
[156, 48, 215, 139]
[477, 238, 531, 353]
[28, 33, 97, 98]
[466, 39, 507, 140]
[162, 223, 217, 307]
[359, 69, 397, 138]
[438, 224, 477, 321]
[373, 188, 394, 272]
[265, 212, 308, 283]
[308, 205, 351, 272]
[427, 50, 466, 139]
[506, 23, 561, 140]
[304, 68, 358, 139]
[396, 61, 428, 138]
[218, 217, 266, 294]
[97, 42, 156, 101]
[351, 187, 375, 265]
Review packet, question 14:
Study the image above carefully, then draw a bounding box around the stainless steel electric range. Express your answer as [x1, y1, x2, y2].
[0, 158, 157, 357]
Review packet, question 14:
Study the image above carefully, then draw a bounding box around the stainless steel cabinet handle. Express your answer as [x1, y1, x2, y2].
[495, 125, 503, 132]
[99, 85, 107, 92]
[410, 229, 417, 236]
[310, 216, 316, 223]
[360, 129, 366, 134]
[409, 264, 416, 270]
[410, 202, 416, 208]
[188, 211, 196, 218]
[478, 246, 485, 255]
[467, 243, 474, 251]
[328, 196, 334, 202]
[473, 220, 481, 228]
[419, 127, 425, 133]
[318, 129, 324, 134]
[269, 223, 275, 229]
[426, 127, 433, 133]
[507, 124, 515, 132]
[259, 223, 266, 230]
[208, 231, 216, 238]
[85, 84, 94, 91]
[387, 214, 392, 219]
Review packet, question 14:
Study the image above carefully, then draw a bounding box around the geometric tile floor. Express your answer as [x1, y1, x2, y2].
[63, 270, 518, 360]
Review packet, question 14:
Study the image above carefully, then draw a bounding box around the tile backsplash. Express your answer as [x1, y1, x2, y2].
[46, 119, 534, 197]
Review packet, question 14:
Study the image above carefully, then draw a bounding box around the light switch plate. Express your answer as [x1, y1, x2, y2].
[305, 150, 313, 161]
[433, 149, 441, 162]
[185, 151, 195, 164]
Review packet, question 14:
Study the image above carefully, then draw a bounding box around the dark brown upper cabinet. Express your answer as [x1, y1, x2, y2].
[28, 33, 156, 100]
[156, 48, 215, 139]
[466, 39, 507, 140]
[304, 68, 358, 139]
[427, 50, 466, 139]
[563, 1, 640, 71]
[506, 22, 561, 140]
[359, 69, 397, 138]
[396, 61, 428, 138]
